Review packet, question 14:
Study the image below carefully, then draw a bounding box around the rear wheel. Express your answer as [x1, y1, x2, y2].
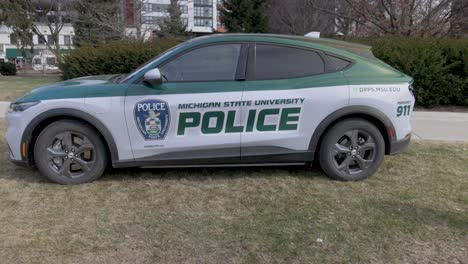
[319, 119, 385, 181]
[34, 120, 107, 184]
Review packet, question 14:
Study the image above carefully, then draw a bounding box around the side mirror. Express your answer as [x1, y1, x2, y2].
[143, 68, 163, 87]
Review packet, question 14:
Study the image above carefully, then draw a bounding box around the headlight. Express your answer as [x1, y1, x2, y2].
[9, 101, 40, 112]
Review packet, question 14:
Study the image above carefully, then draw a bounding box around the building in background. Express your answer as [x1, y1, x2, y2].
[124, 0, 226, 39]
[216, 0, 227, 33]
[0, 24, 75, 70]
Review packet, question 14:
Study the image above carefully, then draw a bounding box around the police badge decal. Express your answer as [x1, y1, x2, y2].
[134, 99, 170, 140]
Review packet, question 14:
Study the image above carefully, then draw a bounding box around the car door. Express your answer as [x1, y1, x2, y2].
[240, 43, 350, 163]
[124, 43, 247, 166]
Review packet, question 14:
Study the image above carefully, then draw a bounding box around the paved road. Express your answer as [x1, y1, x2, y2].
[411, 111, 468, 142]
[0, 101, 8, 117]
[1, 101, 467, 142]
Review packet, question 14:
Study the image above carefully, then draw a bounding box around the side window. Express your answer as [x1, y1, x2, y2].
[160, 44, 241, 82]
[325, 54, 352, 71]
[253, 44, 325, 80]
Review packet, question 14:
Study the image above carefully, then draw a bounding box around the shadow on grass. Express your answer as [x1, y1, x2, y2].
[103, 165, 325, 182]
[0, 160, 325, 184]
[368, 199, 468, 234]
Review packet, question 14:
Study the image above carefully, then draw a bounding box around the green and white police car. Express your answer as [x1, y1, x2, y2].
[6, 34, 414, 184]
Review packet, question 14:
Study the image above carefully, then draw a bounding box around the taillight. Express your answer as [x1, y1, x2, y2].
[408, 84, 415, 97]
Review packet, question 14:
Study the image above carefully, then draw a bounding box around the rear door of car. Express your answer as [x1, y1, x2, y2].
[240, 42, 351, 163]
[124, 43, 248, 165]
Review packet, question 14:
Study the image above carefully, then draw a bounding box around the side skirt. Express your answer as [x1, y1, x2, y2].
[112, 147, 314, 169]
[141, 163, 307, 169]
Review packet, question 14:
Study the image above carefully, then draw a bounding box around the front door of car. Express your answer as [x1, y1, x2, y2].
[240, 43, 350, 163]
[124, 43, 247, 165]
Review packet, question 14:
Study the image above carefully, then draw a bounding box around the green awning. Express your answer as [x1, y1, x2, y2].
[6, 48, 70, 58]
[6, 48, 18, 59]
[5, 48, 71, 59]
[5, 48, 34, 59]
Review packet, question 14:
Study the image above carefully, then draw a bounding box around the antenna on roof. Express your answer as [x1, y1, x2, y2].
[304, 32, 320, 38]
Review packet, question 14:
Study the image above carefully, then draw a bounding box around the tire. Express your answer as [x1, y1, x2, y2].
[319, 119, 385, 181]
[34, 120, 108, 184]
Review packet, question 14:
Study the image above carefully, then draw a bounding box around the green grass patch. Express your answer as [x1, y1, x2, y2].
[0, 75, 61, 102]
[0, 120, 467, 263]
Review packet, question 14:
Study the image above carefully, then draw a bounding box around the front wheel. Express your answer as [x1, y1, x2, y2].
[319, 119, 385, 181]
[34, 120, 108, 184]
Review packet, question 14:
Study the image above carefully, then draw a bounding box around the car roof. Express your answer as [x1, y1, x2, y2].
[188, 33, 376, 59]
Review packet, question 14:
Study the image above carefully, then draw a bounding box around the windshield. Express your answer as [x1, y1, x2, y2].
[119, 41, 186, 83]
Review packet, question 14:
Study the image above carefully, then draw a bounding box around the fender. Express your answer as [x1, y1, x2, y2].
[308, 105, 396, 154]
[21, 108, 119, 164]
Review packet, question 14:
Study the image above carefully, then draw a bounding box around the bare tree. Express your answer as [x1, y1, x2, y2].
[130, 0, 151, 39]
[315, 0, 468, 37]
[1, 0, 75, 61]
[331, 0, 365, 36]
[0, 1, 35, 55]
[73, 0, 126, 44]
[267, 0, 335, 35]
[76, 0, 191, 41]
[451, 0, 468, 36]
[73, 0, 159, 41]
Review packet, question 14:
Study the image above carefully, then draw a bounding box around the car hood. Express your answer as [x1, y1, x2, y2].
[16, 74, 127, 103]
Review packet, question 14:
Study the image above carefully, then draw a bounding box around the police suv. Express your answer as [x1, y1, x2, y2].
[6, 34, 414, 184]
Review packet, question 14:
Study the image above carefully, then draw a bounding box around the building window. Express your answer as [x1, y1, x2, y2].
[181, 17, 188, 26]
[38, 35, 46, 44]
[141, 16, 164, 24]
[155, 4, 169, 12]
[47, 35, 55, 45]
[143, 3, 152, 12]
[194, 6, 212, 18]
[144, 3, 169, 13]
[142, 16, 152, 24]
[194, 18, 212, 27]
[195, 0, 212, 6]
[180, 5, 188, 14]
[64, 35, 72, 45]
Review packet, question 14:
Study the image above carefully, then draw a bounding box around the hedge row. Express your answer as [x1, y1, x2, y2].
[59, 39, 181, 80]
[0, 61, 17, 76]
[347, 37, 468, 107]
[60, 37, 467, 107]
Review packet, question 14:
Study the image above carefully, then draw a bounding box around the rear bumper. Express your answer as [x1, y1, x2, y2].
[389, 133, 411, 155]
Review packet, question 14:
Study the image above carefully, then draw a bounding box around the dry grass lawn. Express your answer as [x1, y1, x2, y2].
[0, 120, 467, 264]
[0, 75, 61, 101]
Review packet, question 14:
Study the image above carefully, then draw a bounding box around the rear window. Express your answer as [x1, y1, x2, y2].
[252, 44, 325, 80]
[325, 54, 352, 71]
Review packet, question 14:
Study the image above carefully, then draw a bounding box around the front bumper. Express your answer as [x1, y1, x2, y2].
[5, 111, 29, 165]
[9, 158, 30, 167]
[389, 133, 411, 155]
